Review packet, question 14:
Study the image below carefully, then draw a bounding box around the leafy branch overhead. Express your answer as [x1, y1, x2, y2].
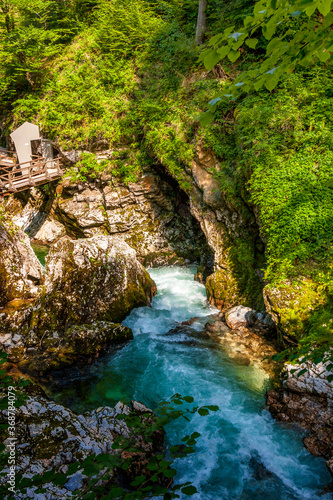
[200, 0, 333, 125]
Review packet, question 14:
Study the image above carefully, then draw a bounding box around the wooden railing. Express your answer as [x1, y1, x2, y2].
[0, 157, 62, 194]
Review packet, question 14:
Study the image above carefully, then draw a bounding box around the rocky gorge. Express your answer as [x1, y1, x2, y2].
[1, 145, 333, 497]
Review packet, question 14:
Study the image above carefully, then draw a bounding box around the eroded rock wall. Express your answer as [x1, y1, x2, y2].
[183, 144, 266, 310]
[5, 165, 211, 268]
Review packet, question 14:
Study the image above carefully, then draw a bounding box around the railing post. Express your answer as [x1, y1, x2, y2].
[56, 158, 61, 175]
[8, 172, 16, 191]
[45, 159, 51, 180]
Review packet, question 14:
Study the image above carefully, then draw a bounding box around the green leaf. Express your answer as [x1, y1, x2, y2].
[228, 50, 241, 62]
[296, 368, 307, 377]
[206, 405, 219, 412]
[316, 0, 332, 17]
[245, 38, 258, 49]
[198, 408, 209, 416]
[305, 3, 317, 16]
[107, 488, 125, 498]
[204, 50, 221, 71]
[208, 33, 223, 46]
[327, 375, 333, 382]
[183, 396, 194, 404]
[130, 475, 146, 487]
[181, 485, 198, 496]
[265, 76, 279, 91]
[263, 18, 278, 41]
[82, 493, 97, 500]
[254, 77, 266, 91]
[163, 468, 177, 478]
[83, 464, 102, 475]
[317, 49, 331, 62]
[199, 111, 214, 127]
[266, 37, 281, 54]
[217, 45, 230, 59]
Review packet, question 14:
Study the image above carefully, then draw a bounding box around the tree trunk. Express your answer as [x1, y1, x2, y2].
[196, 0, 207, 46]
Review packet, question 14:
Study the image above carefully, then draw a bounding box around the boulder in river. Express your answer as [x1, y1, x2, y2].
[30, 234, 157, 333]
[225, 305, 255, 330]
[1, 233, 156, 374]
[20, 321, 133, 375]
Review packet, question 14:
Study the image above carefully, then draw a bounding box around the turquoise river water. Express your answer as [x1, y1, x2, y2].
[49, 266, 331, 499]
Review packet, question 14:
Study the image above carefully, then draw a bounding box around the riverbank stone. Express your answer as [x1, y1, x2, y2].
[266, 356, 333, 477]
[0, 389, 163, 497]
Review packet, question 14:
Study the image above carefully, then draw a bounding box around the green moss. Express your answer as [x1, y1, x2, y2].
[205, 269, 241, 311]
[264, 278, 327, 345]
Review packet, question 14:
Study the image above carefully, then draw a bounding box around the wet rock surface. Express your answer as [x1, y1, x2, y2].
[225, 305, 275, 332]
[32, 234, 156, 331]
[205, 314, 278, 376]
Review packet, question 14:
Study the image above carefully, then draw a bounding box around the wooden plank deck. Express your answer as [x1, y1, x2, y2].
[0, 157, 63, 195]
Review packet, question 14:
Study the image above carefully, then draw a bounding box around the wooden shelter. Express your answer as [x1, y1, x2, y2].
[0, 123, 63, 196]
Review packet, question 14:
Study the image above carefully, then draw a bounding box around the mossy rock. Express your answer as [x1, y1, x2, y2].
[30, 235, 156, 335]
[263, 278, 327, 344]
[205, 269, 242, 311]
[20, 321, 133, 375]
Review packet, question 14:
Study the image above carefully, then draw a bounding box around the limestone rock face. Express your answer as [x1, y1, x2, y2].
[31, 235, 157, 334]
[33, 218, 66, 244]
[0, 234, 155, 374]
[0, 393, 162, 497]
[187, 143, 265, 310]
[4, 168, 209, 267]
[283, 357, 333, 400]
[205, 269, 240, 311]
[0, 222, 44, 307]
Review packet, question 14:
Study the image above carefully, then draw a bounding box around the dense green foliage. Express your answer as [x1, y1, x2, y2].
[1, 0, 333, 348]
[200, 0, 333, 126]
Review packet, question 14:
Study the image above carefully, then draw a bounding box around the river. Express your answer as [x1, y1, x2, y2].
[49, 266, 331, 499]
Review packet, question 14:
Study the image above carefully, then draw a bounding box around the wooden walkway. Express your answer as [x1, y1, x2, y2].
[0, 150, 62, 195]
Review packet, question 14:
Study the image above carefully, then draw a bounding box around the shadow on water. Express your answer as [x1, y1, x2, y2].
[31, 242, 49, 267]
